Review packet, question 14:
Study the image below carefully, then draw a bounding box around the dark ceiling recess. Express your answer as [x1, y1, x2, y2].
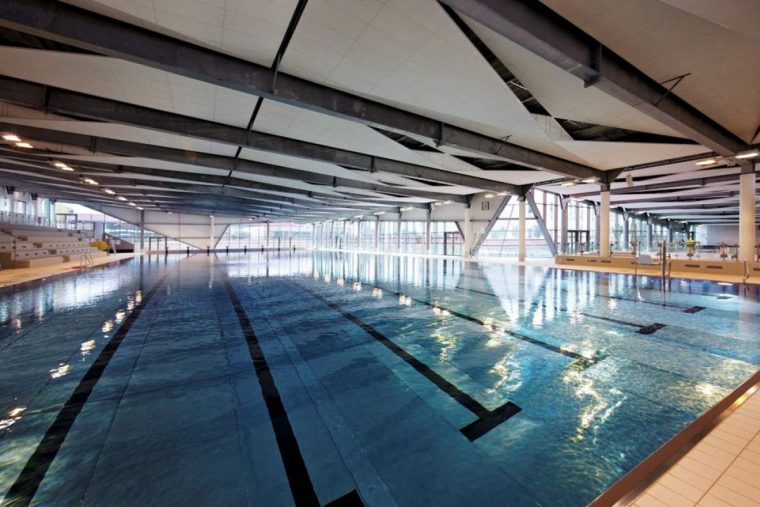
[0, 26, 93, 54]
[556, 119, 698, 144]
[372, 127, 442, 153]
[458, 156, 538, 172]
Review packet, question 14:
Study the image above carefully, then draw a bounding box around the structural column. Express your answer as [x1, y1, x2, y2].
[396, 211, 402, 252]
[356, 220, 361, 251]
[647, 216, 654, 252]
[560, 198, 568, 254]
[518, 196, 526, 262]
[463, 206, 472, 258]
[599, 187, 610, 257]
[209, 214, 215, 251]
[425, 206, 432, 255]
[622, 210, 630, 249]
[739, 166, 756, 261]
[374, 217, 380, 251]
[139, 209, 145, 253]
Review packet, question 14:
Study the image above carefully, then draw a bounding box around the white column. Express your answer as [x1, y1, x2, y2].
[209, 214, 215, 250]
[463, 206, 472, 258]
[139, 209, 145, 253]
[425, 207, 432, 255]
[560, 199, 568, 254]
[518, 196, 526, 262]
[396, 212, 402, 252]
[374, 218, 380, 251]
[356, 220, 361, 251]
[600, 188, 610, 257]
[740, 168, 756, 262]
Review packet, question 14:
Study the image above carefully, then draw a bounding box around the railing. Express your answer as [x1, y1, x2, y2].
[0, 211, 53, 228]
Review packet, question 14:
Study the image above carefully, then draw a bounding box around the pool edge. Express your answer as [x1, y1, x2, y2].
[589, 368, 760, 507]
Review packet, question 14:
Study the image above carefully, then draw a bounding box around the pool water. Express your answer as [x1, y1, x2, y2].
[1, 252, 758, 506]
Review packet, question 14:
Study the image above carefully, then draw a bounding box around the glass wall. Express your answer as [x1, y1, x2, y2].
[220, 222, 313, 250]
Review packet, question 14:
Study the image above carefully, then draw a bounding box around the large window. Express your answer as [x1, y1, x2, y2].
[220, 222, 313, 250]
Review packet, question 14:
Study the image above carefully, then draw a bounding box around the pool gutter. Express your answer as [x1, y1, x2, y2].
[589, 368, 760, 506]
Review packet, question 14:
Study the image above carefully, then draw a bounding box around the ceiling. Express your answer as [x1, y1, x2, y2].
[0, 0, 756, 224]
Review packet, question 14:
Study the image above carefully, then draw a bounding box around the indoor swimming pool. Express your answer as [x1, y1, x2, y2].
[1, 252, 759, 506]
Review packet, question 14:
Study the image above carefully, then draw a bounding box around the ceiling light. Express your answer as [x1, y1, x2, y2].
[136, 206, 144, 210]
[735, 150, 759, 159]
[53, 161, 67, 168]
[695, 158, 717, 166]
[15, 142, 33, 149]
[433, 201, 443, 206]
[582, 177, 598, 184]
[399, 206, 412, 212]
[2, 133, 21, 142]
[82, 177, 99, 186]
[354, 214, 363, 219]
[561, 181, 577, 187]
[117, 196, 128, 202]
[128, 202, 136, 207]
[59, 165, 74, 172]
[497, 191, 508, 196]
[103, 188, 115, 195]
[485, 193, 494, 198]
[443, 200, 453, 205]
[373, 211, 385, 216]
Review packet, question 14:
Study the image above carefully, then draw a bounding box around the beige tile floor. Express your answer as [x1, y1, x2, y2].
[633, 386, 760, 507]
[0, 252, 136, 288]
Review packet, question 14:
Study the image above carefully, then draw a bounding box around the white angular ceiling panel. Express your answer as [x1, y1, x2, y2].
[554, 141, 709, 170]
[0, 47, 258, 128]
[462, 14, 685, 138]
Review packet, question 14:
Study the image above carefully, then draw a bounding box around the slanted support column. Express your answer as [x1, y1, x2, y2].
[518, 195, 526, 262]
[739, 165, 756, 262]
[463, 205, 472, 258]
[622, 210, 630, 250]
[560, 197, 569, 254]
[599, 186, 611, 257]
[425, 206, 432, 255]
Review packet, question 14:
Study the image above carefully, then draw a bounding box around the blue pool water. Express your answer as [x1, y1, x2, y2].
[1, 252, 758, 506]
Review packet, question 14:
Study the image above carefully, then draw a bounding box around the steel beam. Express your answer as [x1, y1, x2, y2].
[470, 195, 511, 256]
[0, 0, 602, 180]
[440, 0, 750, 155]
[0, 119, 468, 203]
[526, 191, 558, 255]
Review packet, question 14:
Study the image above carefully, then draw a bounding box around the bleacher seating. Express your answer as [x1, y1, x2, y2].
[0, 225, 107, 269]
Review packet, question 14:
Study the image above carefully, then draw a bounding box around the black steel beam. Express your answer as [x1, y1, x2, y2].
[441, 0, 749, 154]
[0, 0, 601, 180]
[0, 118, 468, 203]
[526, 191, 557, 255]
[0, 76, 515, 194]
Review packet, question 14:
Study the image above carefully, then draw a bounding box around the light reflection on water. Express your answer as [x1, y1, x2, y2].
[0, 252, 758, 507]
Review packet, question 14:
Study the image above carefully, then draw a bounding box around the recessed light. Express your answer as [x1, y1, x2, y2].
[59, 165, 74, 172]
[117, 196, 128, 202]
[82, 177, 99, 186]
[15, 142, 33, 149]
[696, 158, 717, 166]
[2, 133, 21, 142]
[136, 206, 144, 210]
[103, 188, 115, 195]
[128, 202, 136, 206]
[561, 181, 577, 187]
[736, 150, 759, 159]
[582, 177, 598, 184]
[485, 193, 494, 198]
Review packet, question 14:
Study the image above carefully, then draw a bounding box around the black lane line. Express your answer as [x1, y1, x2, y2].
[2, 272, 169, 507]
[455, 285, 667, 336]
[324, 490, 365, 507]
[223, 277, 362, 506]
[293, 281, 521, 442]
[371, 284, 606, 370]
